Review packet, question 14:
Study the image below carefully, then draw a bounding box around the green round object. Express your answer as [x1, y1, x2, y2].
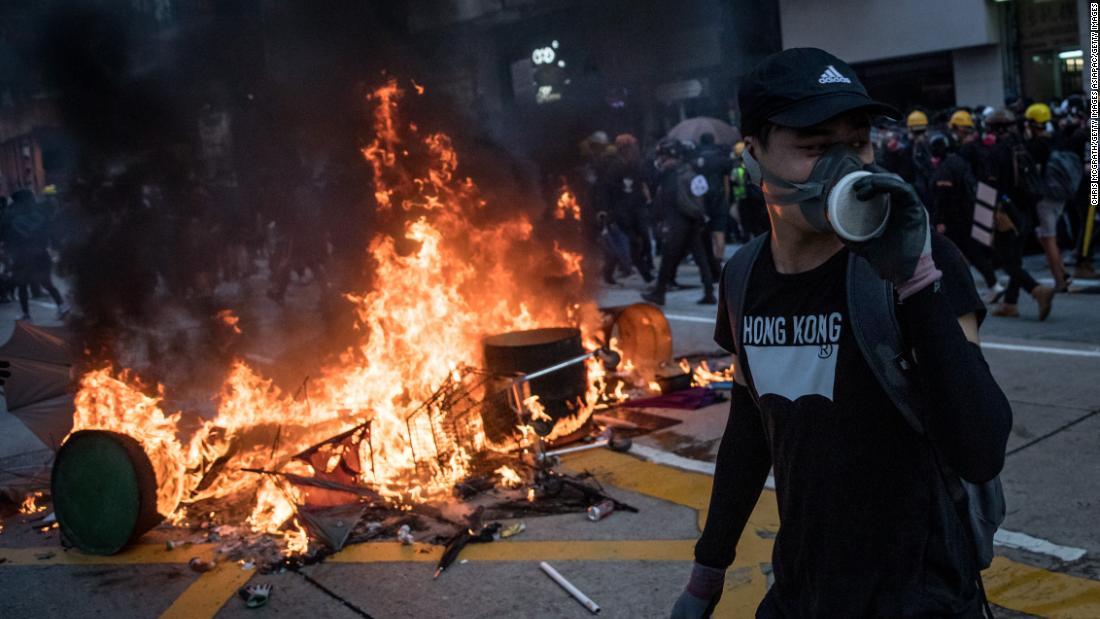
[52, 430, 163, 555]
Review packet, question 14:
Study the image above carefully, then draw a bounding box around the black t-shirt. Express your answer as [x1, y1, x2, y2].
[713, 236, 986, 618]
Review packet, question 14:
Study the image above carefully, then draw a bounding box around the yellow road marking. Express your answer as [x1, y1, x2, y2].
[4, 449, 1099, 618]
[159, 561, 254, 619]
[330, 539, 697, 563]
[985, 556, 1100, 618]
[0, 543, 215, 566]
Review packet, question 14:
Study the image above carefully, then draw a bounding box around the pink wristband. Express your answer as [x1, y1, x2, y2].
[897, 252, 942, 301]
[686, 562, 726, 599]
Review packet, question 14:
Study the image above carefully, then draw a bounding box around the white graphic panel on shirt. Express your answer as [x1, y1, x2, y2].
[742, 312, 843, 402]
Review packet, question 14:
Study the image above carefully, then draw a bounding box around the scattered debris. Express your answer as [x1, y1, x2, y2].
[297, 504, 367, 551]
[540, 561, 600, 614]
[34, 551, 55, 560]
[499, 522, 525, 539]
[189, 557, 216, 573]
[238, 583, 272, 609]
[434, 508, 501, 579]
[586, 499, 616, 522]
[29, 512, 57, 530]
[397, 524, 415, 545]
[624, 386, 725, 410]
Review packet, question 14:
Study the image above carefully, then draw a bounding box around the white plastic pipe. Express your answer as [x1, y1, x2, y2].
[540, 561, 600, 614]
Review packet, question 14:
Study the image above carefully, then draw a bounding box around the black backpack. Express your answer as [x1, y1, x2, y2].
[673, 163, 707, 222]
[721, 235, 1005, 602]
[1010, 142, 1046, 199]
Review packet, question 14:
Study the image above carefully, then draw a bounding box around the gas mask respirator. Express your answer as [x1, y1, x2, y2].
[743, 143, 891, 242]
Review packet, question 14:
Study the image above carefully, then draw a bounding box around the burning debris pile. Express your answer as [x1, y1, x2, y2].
[46, 78, 734, 569]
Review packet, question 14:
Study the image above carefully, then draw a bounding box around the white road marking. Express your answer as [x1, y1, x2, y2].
[980, 341, 1100, 358]
[1034, 277, 1100, 289]
[663, 313, 715, 325]
[993, 529, 1087, 562]
[629, 442, 1086, 561]
[629, 443, 775, 490]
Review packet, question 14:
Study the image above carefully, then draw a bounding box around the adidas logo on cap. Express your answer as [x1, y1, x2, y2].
[818, 65, 852, 85]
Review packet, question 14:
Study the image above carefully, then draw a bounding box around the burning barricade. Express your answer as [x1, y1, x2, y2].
[42, 78, 733, 570]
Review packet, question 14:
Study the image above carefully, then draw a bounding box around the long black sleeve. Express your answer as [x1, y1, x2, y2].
[694, 383, 772, 569]
[900, 284, 1012, 483]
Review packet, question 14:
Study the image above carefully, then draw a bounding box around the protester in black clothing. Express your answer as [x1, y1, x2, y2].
[737, 178, 770, 238]
[641, 138, 715, 306]
[606, 134, 654, 282]
[0, 189, 68, 321]
[696, 133, 733, 277]
[902, 111, 936, 207]
[671, 48, 1012, 618]
[875, 127, 905, 176]
[984, 109, 1055, 319]
[929, 129, 1001, 298]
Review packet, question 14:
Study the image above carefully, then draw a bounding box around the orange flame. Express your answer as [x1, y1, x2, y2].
[69, 78, 607, 552]
[19, 491, 47, 515]
[216, 309, 242, 335]
[495, 465, 523, 488]
[690, 360, 735, 387]
[554, 186, 582, 221]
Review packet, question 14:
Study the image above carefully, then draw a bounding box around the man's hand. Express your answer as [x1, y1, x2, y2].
[671, 590, 721, 619]
[671, 562, 725, 618]
[850, 173, 942, 299]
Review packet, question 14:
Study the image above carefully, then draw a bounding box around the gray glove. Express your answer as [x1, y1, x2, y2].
[850, 173, 940, 298]
[671, 590, 720, 619]
[670, 562, 724, 618]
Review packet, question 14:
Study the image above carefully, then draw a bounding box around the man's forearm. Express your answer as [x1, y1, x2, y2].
[901, 285, 1012, 483]
[695, 384, 772, 569]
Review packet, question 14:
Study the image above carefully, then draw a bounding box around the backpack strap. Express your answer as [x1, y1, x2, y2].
[722, 233, 768, 404]
[846, 253, 927, 435]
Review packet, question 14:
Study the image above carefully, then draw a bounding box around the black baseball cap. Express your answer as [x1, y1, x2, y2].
[739, 48, 898, 137]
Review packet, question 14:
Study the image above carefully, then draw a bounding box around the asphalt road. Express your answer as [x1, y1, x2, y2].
[0, 247, 1097, 618]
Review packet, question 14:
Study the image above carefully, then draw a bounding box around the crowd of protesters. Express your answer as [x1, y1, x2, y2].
[574, 93, 1095, 321]
[570, 129, 768, 307]
[874, 96, 1093, 319]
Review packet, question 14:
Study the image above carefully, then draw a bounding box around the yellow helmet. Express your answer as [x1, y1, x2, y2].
[906, 110, 929, 130]
[949, 110, 974, 129]
[1025, 103, 1052, 124]
[733, 141, 745, 157]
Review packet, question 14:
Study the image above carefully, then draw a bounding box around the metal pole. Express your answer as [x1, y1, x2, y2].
[513, 352, 595, 383]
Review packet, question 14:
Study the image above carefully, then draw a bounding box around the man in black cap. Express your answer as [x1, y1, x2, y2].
[671, 48, 1012, 618]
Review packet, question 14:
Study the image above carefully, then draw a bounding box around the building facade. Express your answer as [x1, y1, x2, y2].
[778, 0, 1092, 113]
